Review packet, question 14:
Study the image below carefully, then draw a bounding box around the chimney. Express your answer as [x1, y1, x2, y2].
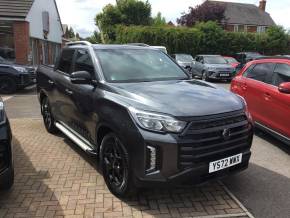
[259, 0, 266, 11]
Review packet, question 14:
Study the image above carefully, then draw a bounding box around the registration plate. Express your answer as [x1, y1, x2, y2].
[220, 73, 230, 77]
[209, 154, 242, 173]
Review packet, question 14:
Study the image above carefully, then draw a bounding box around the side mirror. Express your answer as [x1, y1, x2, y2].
[278, 82, 290, 94]
[70, 71, 92, 85]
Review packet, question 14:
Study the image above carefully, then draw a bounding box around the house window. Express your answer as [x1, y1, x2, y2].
[257, 26, 266, 33]
[0, 21, 15, 62]
[234, 25, 239, 32]
[234, 25, 245, 32]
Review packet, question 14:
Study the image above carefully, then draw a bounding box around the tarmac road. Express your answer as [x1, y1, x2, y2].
[217, 82, 290, 218]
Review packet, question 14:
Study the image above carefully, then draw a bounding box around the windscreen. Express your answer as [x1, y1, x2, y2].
[204, 56, 227, 64]
[176, 54, 194, 62]
[95, 49, 188, 83]
[225, 57, 238, 64]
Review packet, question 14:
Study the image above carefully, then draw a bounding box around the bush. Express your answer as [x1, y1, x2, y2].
[115, 22, 290, 56]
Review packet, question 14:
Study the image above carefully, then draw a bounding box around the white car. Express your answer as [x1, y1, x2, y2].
[151, 46, 168, 54]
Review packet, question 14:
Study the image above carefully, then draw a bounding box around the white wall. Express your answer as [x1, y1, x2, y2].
[26, 0, 63, 44]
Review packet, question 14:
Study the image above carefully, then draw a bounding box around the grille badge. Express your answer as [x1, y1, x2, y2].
[222, 129, 231, 140]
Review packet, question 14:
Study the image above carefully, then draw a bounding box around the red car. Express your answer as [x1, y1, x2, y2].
[223, 56, 240, 68]
[231, 57, 290, 145]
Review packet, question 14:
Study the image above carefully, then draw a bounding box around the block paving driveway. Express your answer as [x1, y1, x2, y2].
[0, 91, 252, 218]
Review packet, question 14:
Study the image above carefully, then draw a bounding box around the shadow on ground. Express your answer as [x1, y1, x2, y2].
[254, 128, 290, 155]
[0, 138, 64, 217]
[223, 162, 290, 218]
[63, 138, 247, 217]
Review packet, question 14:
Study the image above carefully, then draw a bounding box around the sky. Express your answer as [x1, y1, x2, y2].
[55, 0, 290, 37]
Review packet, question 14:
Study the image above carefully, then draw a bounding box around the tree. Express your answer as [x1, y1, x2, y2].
[151, 12, 167, 26]
[95, 0, 151, 42]
[266, 26, 288, 55]
[67, 27, 76, 39]
[87, 31, 102, 44]
[116, 0, 151, 25]
[177, 1, 225, 27]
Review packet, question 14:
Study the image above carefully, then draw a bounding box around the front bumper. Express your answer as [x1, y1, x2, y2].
[129, 111, 253, 187]
[17, 72, 36, 87]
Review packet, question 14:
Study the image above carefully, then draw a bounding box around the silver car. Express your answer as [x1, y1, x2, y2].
[192, 55, 235, 81]
[172, 54, 194, 74]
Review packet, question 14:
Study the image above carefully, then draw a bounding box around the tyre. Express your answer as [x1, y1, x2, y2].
[0, 76, 17, 94]
[41, 97, 58, 134]
[100, 133, 135, 198]
[0, 167, 14, 190]
[202, 71, 209, 81]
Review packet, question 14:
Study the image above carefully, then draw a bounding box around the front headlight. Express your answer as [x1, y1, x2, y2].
[237, 95, 253, 123]
[13, 66, 27, 73]
[129, 107, 187, 133]
[207, 67, 216, 71]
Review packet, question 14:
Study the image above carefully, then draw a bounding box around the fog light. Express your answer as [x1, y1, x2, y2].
[146, 145, 157, 173]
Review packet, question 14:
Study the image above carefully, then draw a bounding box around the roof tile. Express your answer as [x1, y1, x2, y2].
[0, 0, 34, 19]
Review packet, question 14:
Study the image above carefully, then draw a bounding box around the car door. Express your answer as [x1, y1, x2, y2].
[261, 63, 290, 137]
[243, 63, 275, 126]
[231, 64, 255, 97]
[66, 49, 99, 144]
[51, 48, 76, 124]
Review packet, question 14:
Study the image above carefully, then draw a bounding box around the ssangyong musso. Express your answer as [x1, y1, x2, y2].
[37, 41, 253, 198]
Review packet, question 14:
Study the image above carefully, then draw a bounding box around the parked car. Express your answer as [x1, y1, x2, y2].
[0, 98, 14, 190]
[172, 54, 194, 75]
[0, 57, 36, 94]
[235, 52, 263, 64]
[37, 41, 253, 198]
[223, 56, 240, 68]
[151, 46, 168, 54]
[192, 55, 235, 81]
[0, 47, 15, 62]
[231, 57, 290, 145]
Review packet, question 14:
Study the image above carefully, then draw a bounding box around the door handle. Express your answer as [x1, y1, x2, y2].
[264, 92, 271, 100]
[65, 88, 73, 95]
[48, 80, 54, 85]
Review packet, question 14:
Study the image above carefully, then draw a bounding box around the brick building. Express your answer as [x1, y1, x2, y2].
[0, 0, 63, 65]
[208, 0, 275, 33]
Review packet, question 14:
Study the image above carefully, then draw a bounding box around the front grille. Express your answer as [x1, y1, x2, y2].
[28, 70, 36, 80]
[178, 111, 252, 169]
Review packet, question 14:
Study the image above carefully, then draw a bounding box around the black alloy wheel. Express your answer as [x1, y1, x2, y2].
[0, 76, 17, 94]
[41, 97, 58, 133]
[100, 133, 135, 198]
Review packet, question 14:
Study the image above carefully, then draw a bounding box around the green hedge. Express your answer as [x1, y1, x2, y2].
[115, 23, 290, 56]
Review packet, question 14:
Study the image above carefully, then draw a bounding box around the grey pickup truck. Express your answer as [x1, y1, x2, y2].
[37, 41, 253, 198]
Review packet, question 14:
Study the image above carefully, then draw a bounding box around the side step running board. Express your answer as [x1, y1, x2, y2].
[55, 122, 98, 156]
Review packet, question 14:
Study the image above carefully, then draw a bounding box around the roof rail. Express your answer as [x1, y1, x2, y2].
[66, 41, 92, 47]
[254, 56, 290, 61]
[126, 43, 150, 47]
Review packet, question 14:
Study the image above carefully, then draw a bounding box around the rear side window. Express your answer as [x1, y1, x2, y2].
[73, 49, 95, 75]
[57, 49, 75, 74]
[246, 63, 275, 84]
[272, 63, 290, 86]
[243, 64, 255, 77]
